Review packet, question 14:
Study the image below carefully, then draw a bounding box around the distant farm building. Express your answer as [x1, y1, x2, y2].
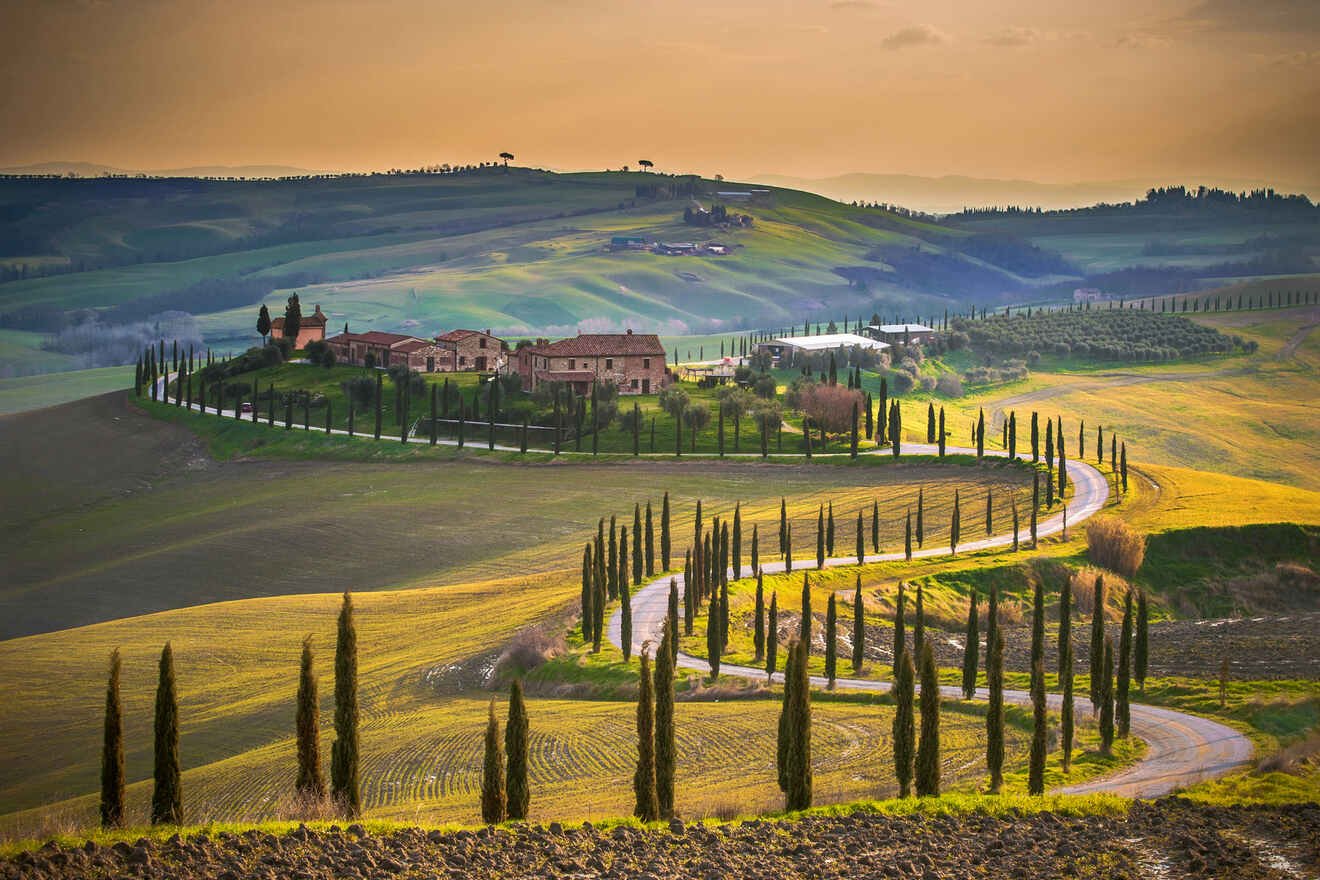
[326, 331, 451, 372]
[518, 330, 669, 395]
[863, 323, 936, 345]
[608, 236, 650, 251]
[655, 242, 698, 256]
[436, 328, 506, 372]
[755, 333, 890, 364]
[1074, 287, 1105, 303]
[271, 304, 327, 349]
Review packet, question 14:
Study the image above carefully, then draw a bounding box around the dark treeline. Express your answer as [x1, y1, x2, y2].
[953, 309, 1245, 362]
[952, 184, 1319, 222]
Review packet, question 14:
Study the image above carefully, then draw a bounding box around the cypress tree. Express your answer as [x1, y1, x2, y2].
[1031, 473, 1039, 547]
[913, 582, 925, 659]
[786, 639, 813, 811]
[660, 492, 671, 571]
[950, 489, 960, 554]
[1097, 424, 1104, 464]
[937, 407, 946, 457]
[1120, 442, 1128, 493]
[1134, 590, 1149, 689]
[976, 408, 985, 458]
[800, 573, 812, 647]
[1030, 576, 1045, 694]
[766, 592, 779, 678]
[654, 624, 676, 819]
[890, 401, 901, 456]
[1058, 570, 1074, 680]
[961, 591, 979, 700]
[619, 525, 630, 601]
[581, 544, 594, 641]
[1031, 411, 1039, 461]
[893, 582, 906, 675]
[506, 679, 530, 820]
[1028, 658, 1047, 796]
[878, 377, 888, 442]
[751, 524, 759, 576]
[633, 505, 643, 586]
[592, 558, 605, 653]
[331, 591, 360, 817]
[916, 489, 924, 547]
[926, 402, 936, 443]
[824, 593, 838, 688]
[893, 647, 916, 797]
[777, 639, 795, 792]
[905, 509, 912, 561]
[101, 648, 126, 829]
[732, 502, 742, 580]
[850, 400, 859, 457]
[1089, 574, 1106, 708]
[1058, 431, 1067, 497]
[1012, 494, 1020, 552]
[481, 698, 507, 824]
[1117, 590, 1133, 738]
[620, 553, 633, 662]
[1061, 614, 1075, 773]
[645, 501, 655, 576]
[986, 626, 1005, 793]
[855, 509, 864, 565]
[706, 591, 721, 679]
[608, 516, 618, 600]
[668, 578, 679, 664]
[683, 552, 694, 636]
[1045, 419, 1054, 477]
[720, 580, 729, 647]
[872, 500, 879, 553]
[1008, 411, 1017, 458]
[785, 522, 792, 572]
[828, 502, 836, 555]
[915, 641, 940, 797]
[985, 489, 993, 536]
[852, 574, 865, 673]
[296, 635, 326, 801]
[816, 506, 825, 569]
[633, 649, 660, 822]
[754, 570, 766, 662]
[1099, 638, 1115, 755]
[150, 642, 182, 825]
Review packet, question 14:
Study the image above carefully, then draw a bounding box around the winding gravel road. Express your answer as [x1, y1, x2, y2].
[609, 443, 1252, 798]
[154, 380, 1251, 795]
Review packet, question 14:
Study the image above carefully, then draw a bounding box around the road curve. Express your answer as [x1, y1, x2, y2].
[151, 378, 1251, 793]
[609, 445, 1252, 798]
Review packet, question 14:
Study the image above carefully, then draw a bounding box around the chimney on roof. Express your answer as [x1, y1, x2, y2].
[626, 328, 633, 335]
[485, 328, 491, 336]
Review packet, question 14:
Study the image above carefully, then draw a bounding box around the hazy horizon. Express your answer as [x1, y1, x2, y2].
[3, 0, 1316, 186]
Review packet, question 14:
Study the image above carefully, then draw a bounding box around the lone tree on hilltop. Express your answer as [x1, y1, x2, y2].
[505, 679, 530, 821]
[499, 151, 514, 167]
[915, 640, 941, 797]
[331, 591, 360, 817]
[638, 159, 654, 172]
[101, 649, 126, 829]
[151, 642, 182, 825]
[893, 647, 916, 797]
[296, 635, 326, 802]
[481, 698, 507, 824]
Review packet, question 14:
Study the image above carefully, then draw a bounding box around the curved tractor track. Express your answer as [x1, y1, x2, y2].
[610, 443, 1251, 798]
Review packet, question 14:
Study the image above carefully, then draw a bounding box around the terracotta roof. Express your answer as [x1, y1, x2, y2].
[531, 332, 665, 358]
[270, 313, 326, 329]
[436, 329, 485, 342]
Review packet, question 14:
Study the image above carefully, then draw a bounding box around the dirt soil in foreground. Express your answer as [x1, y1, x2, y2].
[5, 800, 1317, 880]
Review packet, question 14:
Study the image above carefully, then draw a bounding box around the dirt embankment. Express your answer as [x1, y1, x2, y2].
[5, 800, 1316, 880]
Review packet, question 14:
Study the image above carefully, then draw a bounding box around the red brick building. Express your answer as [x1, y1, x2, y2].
[518, 330, 668, 395]
[271, 304, 328, 349]
[436, 329, 506, 372]
[326, 331, 452, 372]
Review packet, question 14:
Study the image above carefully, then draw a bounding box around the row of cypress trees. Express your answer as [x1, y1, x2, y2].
[479, 680, 532, 824]
[100, 591, 364, 828]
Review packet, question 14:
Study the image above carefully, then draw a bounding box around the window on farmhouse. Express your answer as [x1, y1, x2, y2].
[605, 359, 613, 369]
[631, 379, 638, 389]
[479, 338, 487, 349]
[568, 359, 575, 369]
[643, 358, 650, 368]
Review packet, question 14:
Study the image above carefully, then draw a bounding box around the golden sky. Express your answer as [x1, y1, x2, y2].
[2, 0, 1317, 183]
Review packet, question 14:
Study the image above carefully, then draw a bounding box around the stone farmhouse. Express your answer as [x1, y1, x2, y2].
[271, 304, 327, 349]
[326, 331, 452, 372]
[517, 330, 669, 395]
[436, 329, 506, 372]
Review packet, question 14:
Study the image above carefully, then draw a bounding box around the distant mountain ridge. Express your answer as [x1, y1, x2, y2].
[0, 161, 325, 179]
[750, 172, 1320, 215]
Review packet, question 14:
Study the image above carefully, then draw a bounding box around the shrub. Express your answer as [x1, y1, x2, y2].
[919, 375, 935, 391]
[340, 376, 377, 409]
[305, 339, 336, 368]
[752, 374, 777, 399]
[934, 374, 963, 397]
[888, 369, 916, 393]
[1086, 516, 1146, 578]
